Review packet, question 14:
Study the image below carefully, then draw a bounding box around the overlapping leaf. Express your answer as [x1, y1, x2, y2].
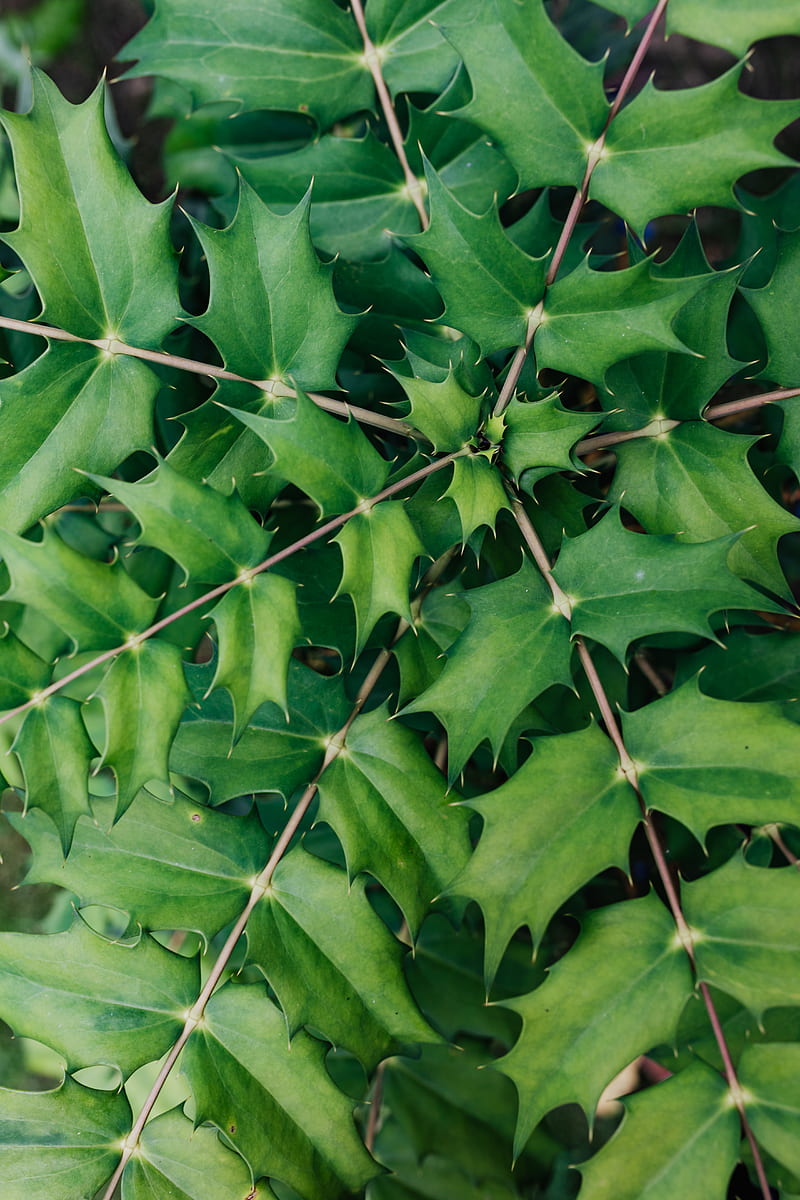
[743, 230, 800, 387]
[594, 0, 800, 54]
[441, 456, 510, 543]
[502, 394, 597, 488]
[366, 0, 460, 95]
[12, 696, 94, 852]
[739, 1043, 800, 1179]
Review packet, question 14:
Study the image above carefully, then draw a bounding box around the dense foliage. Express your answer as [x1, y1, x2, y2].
[1, 1, 800, 1197]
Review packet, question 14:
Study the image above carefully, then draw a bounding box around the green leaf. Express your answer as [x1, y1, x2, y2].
[187, 180, 356, 390]
[247, 846, 436, 1069]
[591, 68, 800, 233]
[496, 894, 693, 1154]
[623, 681, 800, 843]
[15, 790, 271, 943]
[0, 624, 50, 708]
[229, 390, 388, 517]
[0, 1077, 131, 1200]
[609, 422, 798, 595]
[449, 723, 640, 982]
[403, 561, 573, 780]
[675, 629, 800, 703]
[123, 1107, 276, 1200]
[441, 456, 510, 543]
[0, 72, 178, 343]
[122, 0, 372, 131]
[598, 0, 800, 55]
[743, 231, 800, 387]
[315, 705, 471, 935]
[366, 1, 460, 95]
[13, 696, 94, 853]
[208, 571, 302, 739]
[437, 0, 608, 189]
[739, 1043, 800, 1180]
[95, 638, 191, 817]
[0, 524, 158, 653]
[577, 1062, 739, 1200]
[333, 501, 425, 653]
[684, 856, 800, 1018]
[387, 366, 483, 453]
[0, 920, 197, 1074]
[182, 983, 379, 1200]
[407, 165, 547, 355]
[501, 394, 597, 488]
[552, 507, 769, 661]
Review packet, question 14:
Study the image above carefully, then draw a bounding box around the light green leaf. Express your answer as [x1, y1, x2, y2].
[247, 846, 436, 1069]
[0, 624, 49, 708]
[624, 681, 800, 842]
[315, 705, 471, 935]
[0, 1077, 131, 1200]
[387, 366, 483, 453]
[591, 68, 800, 233]
[403, 561, 573, 780]
[437, 0, 608, 189]
[496, 894, 693, 1153]
[333, 501, 426, 653]
[685, 856, 800, 1018]
[739, 1043, 800, 1180]
[596, 0, 800, 55]
[552, 507, 770, 661]
[501, 394, 597, 488]
[0, 524, 158, 653]
[123, 1107, 276, 1200]
[229, 390, 388, 517]
[122, 0, 372, 130]
[188, 180, 356, 390]
[577, 1062, 739, 1200]
[0, 72, 178, 343]
[367, 1, 460, 95]
[743, 231, 800, 387]
[15, 790, 271, 943]
[182, 983, 379, 1200]
[450, 723, 640, 982]
[441, 455, 510, 544]
[0, 920, 197, 1074]
[12, 696, 93, 853]
[95, 638, 191, 818]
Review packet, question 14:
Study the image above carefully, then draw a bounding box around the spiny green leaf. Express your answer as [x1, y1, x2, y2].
[182, 983, 379, 1200]
[685, 855, 800, 1018]
[403, 560, 573, 781]
[501, 394, 597, 488]
[12, 696, 93, 853]
[187, 180, 356, 389]
[591, 67, 800, 233]
[577, 1062, 739, 1200]
[95, 638, 191, 818]
[623, 680, 800, 843]
[0, 624, 49, 708]
[675, 629, 800, 703]
[441, 456, 510, 543]
[366, 0, 460, 95]
[0, 1077, 131, 1200]
[0, 920, 197, 1075]
[247, 846, 436, 1070]
[333, 501, 426, 653]
[449, 723, 640, 983]
[229, 390, 388, 517]
[387, 366, 483, 453]
[495, 894, 693, 1155]
[552, 507, 770, 661]
[743, 230, 800, 387]
[208, 571, 302, 739]
[315, 705, 471, 935]
[739, 1043, 800, 1180]
[122, 0, 372, 130]
[0, 72, 178, 343]
[595, 0, 800, 55]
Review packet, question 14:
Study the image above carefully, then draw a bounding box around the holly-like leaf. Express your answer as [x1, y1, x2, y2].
[387, 365, 483, 453]
[609, 422, 799, 596]
[739, 1043, 800, 1180]
[15, 791, 271, 944]
[501, 394, 597, 488]
[406, 166, 547, 355]
[333, 501, 425, 653]
[596, 0, 800, 55]
[437, 0, 608, 189]
[122, 0, 372, 131]
[247, 846, 436, 1069]
[0, 72, 178, 343]
[12, 696, 93, 853]
[495, 895, 693, 1154]
[95, 638, 191, 818]
[187, 180, 356, 390]
[441, 456, 510, 543]
[315, 705, 471, 935]
[0, 524, 158, 653]
[623, 681, 800, 843]
[182, 983, 379, 1200]
[0, 1078, 131, 1200]
[403, 561, 573, 781]
[366, 0, 460, 95]
[684, 855, 800, 1018]
[0, 920, 197, 1075]
[675, 629, 800, 703]
[551, 507, 769, 661]
[0, 624, 50, 708]
[743, 231, 800, 387]
[591, 68, 800, 233]
[449, 723, 641, 983]
[577, 1062, 739, 1200]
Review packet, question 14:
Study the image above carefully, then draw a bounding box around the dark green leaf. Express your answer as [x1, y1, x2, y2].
[739, 1043, 800, 1180]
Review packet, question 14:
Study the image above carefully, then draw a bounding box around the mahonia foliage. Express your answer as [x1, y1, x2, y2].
[0, 2, 799, 1198]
